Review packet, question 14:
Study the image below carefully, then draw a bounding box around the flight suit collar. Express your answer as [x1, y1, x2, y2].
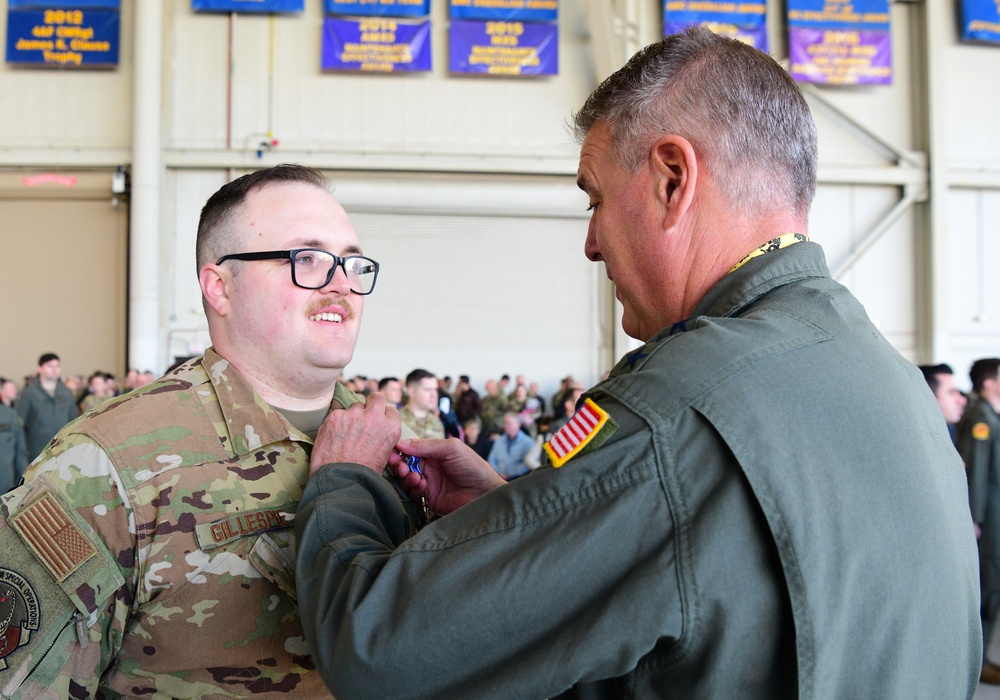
[691, 240, 831, 321]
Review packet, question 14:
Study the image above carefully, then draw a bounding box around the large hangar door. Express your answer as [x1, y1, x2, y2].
[0, 171, 128, 384]
[345, 210, 606, 398]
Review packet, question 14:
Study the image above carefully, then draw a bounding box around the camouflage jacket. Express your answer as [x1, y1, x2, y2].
[0, 348, 360, 698]
[398, 407, 444, 440]
[478, 393, 509, 433]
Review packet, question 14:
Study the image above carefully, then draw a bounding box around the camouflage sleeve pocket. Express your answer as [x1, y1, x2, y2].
[0, 482, 125, 690]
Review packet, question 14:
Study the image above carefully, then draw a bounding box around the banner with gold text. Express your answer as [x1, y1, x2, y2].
[961, 0, 1000, 44]
[787, 0, 892, 85]
[6, 8, 119, 67]
[192, 0, 303, 11]
[325, 0, 430, 18]
[322, 16, 431, 72]
[662, 1, 767, 51]
[449, 19, 557, 76]
[449, 0, 557, 22]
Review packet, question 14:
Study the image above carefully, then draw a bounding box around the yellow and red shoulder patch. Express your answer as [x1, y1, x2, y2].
[543, 398, 616, 468]
[973, 422, 991, 441]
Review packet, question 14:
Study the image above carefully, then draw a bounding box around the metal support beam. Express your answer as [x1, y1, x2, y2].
[831, 184, 926, 279]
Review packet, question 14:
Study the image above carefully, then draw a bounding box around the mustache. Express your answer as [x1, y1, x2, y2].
[307, 296, 355, 320]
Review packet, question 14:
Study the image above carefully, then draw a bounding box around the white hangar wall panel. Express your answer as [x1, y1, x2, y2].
[165, 0, 593, 164]
[946, 189, 1000, 386]
[810, 184, 917, 360]
[344, 211, 603, 398]
[0, 2, 133, 159]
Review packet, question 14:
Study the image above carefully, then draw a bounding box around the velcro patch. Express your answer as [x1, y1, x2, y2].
[10, 493, 96, 582]
[974, 422, 991, 441]
[195, 505, 295, 551]
[543, 398, 616, 468]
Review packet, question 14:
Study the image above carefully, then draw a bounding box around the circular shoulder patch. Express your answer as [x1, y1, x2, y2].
[973, 422, 991, 441]
[0, 568, 41, 670]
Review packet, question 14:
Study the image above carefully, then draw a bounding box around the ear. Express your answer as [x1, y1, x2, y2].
[199, 264, 232, 317]
[649, 135, 698, 229]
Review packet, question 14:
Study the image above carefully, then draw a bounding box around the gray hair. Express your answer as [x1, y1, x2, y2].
[573, 26, 817, 218]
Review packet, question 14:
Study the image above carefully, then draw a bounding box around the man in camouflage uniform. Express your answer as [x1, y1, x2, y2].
[478, 378, 508, 435]
[399, 368, 444, 440]
[0, 164, 392, 697]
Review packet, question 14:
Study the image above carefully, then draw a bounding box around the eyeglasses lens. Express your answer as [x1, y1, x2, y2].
[291, 250, 377, 294]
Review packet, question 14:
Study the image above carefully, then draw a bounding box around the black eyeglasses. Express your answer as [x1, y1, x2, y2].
[216, 248, 380, 295]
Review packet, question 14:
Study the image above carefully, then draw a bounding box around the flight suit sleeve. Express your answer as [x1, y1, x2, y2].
[0, 433, 132, 699]
[295, 396, 681, 700]
[959, 419, 993, 524]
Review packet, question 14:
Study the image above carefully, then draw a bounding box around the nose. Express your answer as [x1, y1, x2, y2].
[584, 217, 602, 262]
[320, 259, 352, 295]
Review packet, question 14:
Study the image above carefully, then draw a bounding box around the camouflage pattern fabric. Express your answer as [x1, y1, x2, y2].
[0, 348, 354, 698]
[398, 407, 444, 440]
[479, 393, 509, 433]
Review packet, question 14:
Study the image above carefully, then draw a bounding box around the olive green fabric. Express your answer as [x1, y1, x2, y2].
[296, 242, 980, 699]
[958, 396, 1000, 661]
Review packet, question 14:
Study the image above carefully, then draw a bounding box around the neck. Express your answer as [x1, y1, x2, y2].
[408, 405, 429, 419]
[40, 377, 58, 391]
[228, 358, 339, 411]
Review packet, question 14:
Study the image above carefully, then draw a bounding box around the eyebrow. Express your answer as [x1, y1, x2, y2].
[296, 240, 364, 256]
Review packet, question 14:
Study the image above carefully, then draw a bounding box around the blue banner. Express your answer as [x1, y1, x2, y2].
[192, 0, 304, 12]
[322, 17, 431, 72]
[664, 20, 767, 51]
[663, 2, 767, 52]
[961, 0, 1000, 44]
[449, 0, 557, 23]
[9, 0, 119, 7]
[449, 19, 557, 76]
[6, 8, 119, 66]
[786, 0, 890, 31]
[325, 0, 430, 18]
[663, 1, 764, 28]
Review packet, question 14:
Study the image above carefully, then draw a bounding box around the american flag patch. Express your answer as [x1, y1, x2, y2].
[544, 398, 610, 468]
[11, 493, 96, 582]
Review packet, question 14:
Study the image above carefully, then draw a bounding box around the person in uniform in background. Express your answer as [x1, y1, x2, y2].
[15, 352, 78, 461]
[0, 377, 18, 408]
[958, 357, 1000, 683]
[919, 362, 966, 446]
[486, 412, 534, 481]
[0, 164, 387, 697]
[399, 368, 445, 440]
[0, 398, 27, 494]
[291, 28, 980, 699]
[378, 376, 403, 408]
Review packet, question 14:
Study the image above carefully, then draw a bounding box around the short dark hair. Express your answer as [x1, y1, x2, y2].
[970, 359, 1000, 393]
[378, 376, 399, 390]
[38, 352, 59, 366]
[459, 375, 470, 384]
[196, 164, 330, 273]
[405, 368, 436, 387]
[918, 363, 953, 395]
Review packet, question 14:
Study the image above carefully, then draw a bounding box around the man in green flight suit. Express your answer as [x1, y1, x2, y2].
[294, 27, 982, 699]
[958, 357, 1000, 684]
